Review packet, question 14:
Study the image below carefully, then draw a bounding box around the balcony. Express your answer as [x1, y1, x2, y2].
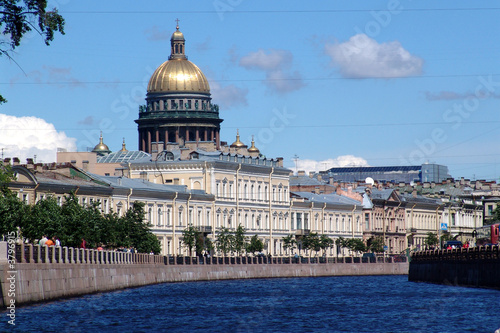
[197, 226, 212, 234]
[295, 229, 310, 236]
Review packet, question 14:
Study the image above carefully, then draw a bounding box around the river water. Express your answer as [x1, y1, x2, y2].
[2, 275, 500, 332]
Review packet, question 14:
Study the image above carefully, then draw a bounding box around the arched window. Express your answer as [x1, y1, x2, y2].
[158, 208, 163, 226]
[148, 207, 152, 224]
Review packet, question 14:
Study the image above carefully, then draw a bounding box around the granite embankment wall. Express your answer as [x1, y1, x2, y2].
[0, 242, 408, 307]
[409, 245, 500, 289]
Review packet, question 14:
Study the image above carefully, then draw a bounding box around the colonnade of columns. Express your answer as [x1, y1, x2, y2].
[139, 126, 220, 153]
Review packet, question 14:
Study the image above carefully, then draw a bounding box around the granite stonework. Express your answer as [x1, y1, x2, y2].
[0, 261, 409, 307]
[409, 246, 500, 289]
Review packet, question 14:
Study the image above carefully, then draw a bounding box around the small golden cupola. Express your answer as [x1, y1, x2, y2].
[230, 129, 247, 148]
[92, 132, 111, 156]
[120, 138, 128, 152]
[247, 135, 260, 154]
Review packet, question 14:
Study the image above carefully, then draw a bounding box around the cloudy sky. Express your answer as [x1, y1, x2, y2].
[1, 1, 500, 180]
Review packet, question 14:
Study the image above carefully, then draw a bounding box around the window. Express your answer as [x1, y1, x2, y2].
[158, 208, 163, 226]
[365, 213, 370, 230]
[296, 213, 302, 229]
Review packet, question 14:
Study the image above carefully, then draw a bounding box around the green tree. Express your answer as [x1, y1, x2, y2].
[233, 224, 247, 256]
[182, 225, 199, 257]
[204, 237, 214, 255]
[366, 236, 385, 253]
[424, 232, 439, 248]
[335, 237, 350, 257]
[1, 0, 65, 103]
[215, 227, 234, 256]
[302, 233, 321, 257]
[246, 234, 263, 256]
[346, 238, 366, 254]
[21, 195, 64, 243]
[491, 205, 500, 224]
[0, 162, 15, 190]
[319, 234, 334, 256]
[0, 188, 27, 236]
[59, 193, 102, 248]
[120, 201, 161, 254]
[282, 234, 296, 255]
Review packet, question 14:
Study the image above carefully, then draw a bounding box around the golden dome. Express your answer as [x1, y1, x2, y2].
[147, 24, 210, 94]
[230, 129, 247, 148]
[147, 60, 210, 94]
[171, 29, 184, 41]
[92, 132, 111, 155]
[248, 136, 260, 153]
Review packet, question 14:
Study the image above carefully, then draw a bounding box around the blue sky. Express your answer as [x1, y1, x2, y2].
[1, 0, 500, 181]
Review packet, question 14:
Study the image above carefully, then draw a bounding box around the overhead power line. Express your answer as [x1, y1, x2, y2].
[59, 8, 500, 14]
[2, 73, 500, 86]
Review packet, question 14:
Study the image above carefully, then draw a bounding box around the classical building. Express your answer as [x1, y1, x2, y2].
[361, 188, 407, 255]
[135, 23, 223, 154]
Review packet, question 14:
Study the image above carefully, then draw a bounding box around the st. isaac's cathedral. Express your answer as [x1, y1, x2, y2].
[54, 24, 366, 256]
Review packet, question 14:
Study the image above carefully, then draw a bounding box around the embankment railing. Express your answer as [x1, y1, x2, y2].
[12, 243, 407, 266]
[411, 245, 500, 262]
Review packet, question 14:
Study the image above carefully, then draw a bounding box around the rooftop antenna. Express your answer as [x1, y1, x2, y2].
[34, 154, 37, 163]
[0, 148, 5, 159]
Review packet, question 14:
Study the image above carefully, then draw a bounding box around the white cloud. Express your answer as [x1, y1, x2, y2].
[239, 49, 292, 71]
[0, 114, 77, 163]
[209, 80, 248, 108]
[292, 155, 369, 174]
[239, 49, 305, 94]
[325, 34, 423, 78]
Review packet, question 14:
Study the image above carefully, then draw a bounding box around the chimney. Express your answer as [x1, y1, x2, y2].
[297, 170, 306, 176]
[26, 158, 34, 169]
[309, 171, 315, 178]
[412, 189, 417, 198]
[12, 157, 20, 166]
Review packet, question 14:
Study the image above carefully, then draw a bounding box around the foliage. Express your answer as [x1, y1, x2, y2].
[0, 0, 65, 103]
[119, 201, 160, 254]
[424, 232, 439, 248]
[215, 227, 234, 256]
[246, 234, 263, 255]
[0, 190, 160, 253]
[233, 224, 247, 256]
[302, 233, 321, 256]
[345, 238, 366, 254]
[182, 225, 200, 257]
[204, 237, 214, 255]
[282, 234, 296, 254]
[489, 205, 500, 224]
[319, 234, 334, 255]
[0, 189, 27, 236]
[366, 236, 385, 253]
[0, 162, 15, 190]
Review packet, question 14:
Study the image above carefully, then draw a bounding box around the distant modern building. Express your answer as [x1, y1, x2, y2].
[320, 163, 450, 184]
